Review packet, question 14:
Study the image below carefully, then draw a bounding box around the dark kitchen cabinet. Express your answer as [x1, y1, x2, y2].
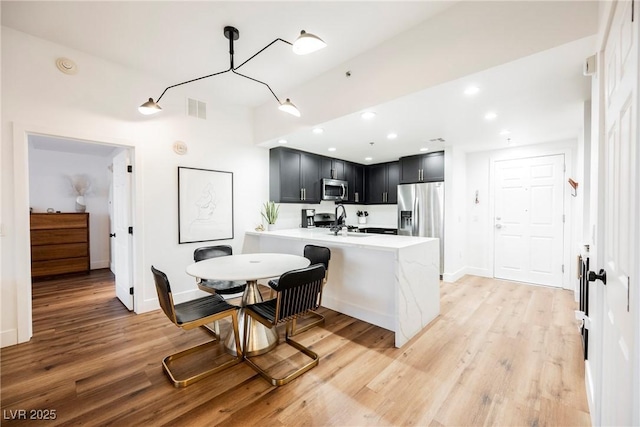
[400, 151, 445, 184]
[321, 157, 345, 180]
[270, 147, 321, 203]
[365, 161, 399, 204]
[344, 161, 365, 204]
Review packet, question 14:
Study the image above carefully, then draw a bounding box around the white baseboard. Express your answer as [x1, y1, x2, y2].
[464, 267, 493, 278]
[91, 260, 110, 270]
[442, 267, 466, 283]
[1, 329, 18, 348]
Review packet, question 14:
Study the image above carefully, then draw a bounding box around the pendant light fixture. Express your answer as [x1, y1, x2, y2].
[138, 26, 326, 117]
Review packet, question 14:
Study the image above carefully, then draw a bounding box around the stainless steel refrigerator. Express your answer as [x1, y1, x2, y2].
[397, 182, 444, 274]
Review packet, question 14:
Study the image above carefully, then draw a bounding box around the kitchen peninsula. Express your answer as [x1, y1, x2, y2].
[243, 229, 440, 347]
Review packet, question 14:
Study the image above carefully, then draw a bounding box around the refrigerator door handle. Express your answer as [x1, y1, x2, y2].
[413, 196, 419, 235]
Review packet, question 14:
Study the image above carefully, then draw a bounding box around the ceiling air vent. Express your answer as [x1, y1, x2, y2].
[429, 138, 445, 143]
[187, 98, 207, 120]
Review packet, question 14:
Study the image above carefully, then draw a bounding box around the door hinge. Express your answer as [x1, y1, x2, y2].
[563, 163, 566, 172]
[129, 287, 134, 295]
[127, 165, 133, 173]
[632, 0, 635, 22]
[128, 226, 133, 234]
[562, 264, 565, 273]
[563, 214, 566, 223]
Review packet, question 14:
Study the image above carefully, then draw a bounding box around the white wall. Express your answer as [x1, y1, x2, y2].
[443, 147, 467, 282]
[28, 145, 113, 269]
[1, 27, 270, 347]
[464, 139, 579, 288]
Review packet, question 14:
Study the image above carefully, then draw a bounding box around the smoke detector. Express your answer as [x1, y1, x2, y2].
[55, 57, 78, 75]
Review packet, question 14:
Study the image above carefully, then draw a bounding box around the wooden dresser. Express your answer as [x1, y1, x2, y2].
[30, 213, 90, 279]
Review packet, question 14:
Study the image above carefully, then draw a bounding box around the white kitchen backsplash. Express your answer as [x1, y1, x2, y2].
[276, 201, 398, 229]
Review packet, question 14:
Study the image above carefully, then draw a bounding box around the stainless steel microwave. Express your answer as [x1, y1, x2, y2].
[322, 178, 348, 201]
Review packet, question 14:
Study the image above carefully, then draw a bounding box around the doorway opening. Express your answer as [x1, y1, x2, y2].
[26, 133, 135, 314]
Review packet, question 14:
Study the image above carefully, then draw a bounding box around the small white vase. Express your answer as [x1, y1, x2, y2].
[267, 224, 277, 231]
[358, 217, 367, 224]
[75, 196, 86, 212]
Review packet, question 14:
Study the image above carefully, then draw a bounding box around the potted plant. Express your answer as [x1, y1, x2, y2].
[356, 210, 368, 224]
[261, 201, 280, 231]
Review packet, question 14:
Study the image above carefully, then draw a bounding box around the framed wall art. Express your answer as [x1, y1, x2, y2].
[178, 166, 234, 244]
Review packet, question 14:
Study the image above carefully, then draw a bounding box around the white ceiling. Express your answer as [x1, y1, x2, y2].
[2, 1, 596, 162]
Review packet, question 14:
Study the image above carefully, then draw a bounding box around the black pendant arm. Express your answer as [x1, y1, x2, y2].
[234, 38, 292, 71]
[232, 69, 282, 104]
[156, 68, 232, 103]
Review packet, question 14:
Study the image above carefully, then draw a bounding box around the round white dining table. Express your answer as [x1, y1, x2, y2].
[186, 252, 310, 356]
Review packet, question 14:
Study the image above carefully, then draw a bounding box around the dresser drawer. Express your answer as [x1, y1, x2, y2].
[31, 243, 89, 261]
[31, 229, 88, 246]
[30, 213, 88, 230]
[31, 257, 89, 278]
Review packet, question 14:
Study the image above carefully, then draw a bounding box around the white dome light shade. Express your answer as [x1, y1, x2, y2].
[292, 30, 327, 55]
[278, 99, 301, 117]
[138, 98, 162, 115]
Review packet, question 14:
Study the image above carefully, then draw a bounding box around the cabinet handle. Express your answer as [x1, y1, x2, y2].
[303, 188, 306, 200]
[355, 192, 359, 203]
[301, 188, 304, 200]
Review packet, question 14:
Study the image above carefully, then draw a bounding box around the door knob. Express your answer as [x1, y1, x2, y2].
[495, 224, 502, 229]
[588, 269, 607, 285]
[109, 233, 116, 238]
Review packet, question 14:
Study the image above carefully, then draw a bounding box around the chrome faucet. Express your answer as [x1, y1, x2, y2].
[331, 204, 347, 235]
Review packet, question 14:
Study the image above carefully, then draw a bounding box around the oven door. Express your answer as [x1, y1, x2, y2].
[322, 179, 348, 201]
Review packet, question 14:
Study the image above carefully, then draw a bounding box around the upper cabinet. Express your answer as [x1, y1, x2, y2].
[399, 151, 445, 184]
[270, 147, 321, 203]
[344, 161, 365, 204]
[365, 161, 399, 204]
[321, 158, 346, 180]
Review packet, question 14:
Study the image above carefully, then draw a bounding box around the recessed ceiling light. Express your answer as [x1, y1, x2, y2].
[277, 139, 287, 144]
[387, 132, 398, 140]
[499, 129, 511, 135]
[312, 127, 324, 134]
[361, 111, 376, 120]
[328, 147, 336, 152]
[419, 147, 429, 152]
[484, 112, 497, 120]
[507, 138, 515, 146]
[365, 156, 373, 161]
[464, 85, 479, 95]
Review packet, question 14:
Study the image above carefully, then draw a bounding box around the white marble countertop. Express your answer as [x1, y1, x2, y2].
[246, 228, 437, 250]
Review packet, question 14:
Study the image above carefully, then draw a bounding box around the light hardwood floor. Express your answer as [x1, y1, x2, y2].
[1, 270, 590, 426]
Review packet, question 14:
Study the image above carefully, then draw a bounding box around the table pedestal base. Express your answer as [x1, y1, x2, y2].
[224, 280, 278, 356]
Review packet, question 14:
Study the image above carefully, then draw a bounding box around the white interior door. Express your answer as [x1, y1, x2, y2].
[494, 154, 564, 287]
[596, 1, 637, 424]
[112, 150, 133, 311]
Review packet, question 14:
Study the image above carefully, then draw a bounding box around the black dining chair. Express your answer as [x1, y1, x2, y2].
[151, 266, 242, 388]
[193, 245, 248, 295]
[243, 263, 326, 386]
[269, 245, 331, 335]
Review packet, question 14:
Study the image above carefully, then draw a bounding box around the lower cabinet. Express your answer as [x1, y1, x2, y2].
[30, 213, 90, 279]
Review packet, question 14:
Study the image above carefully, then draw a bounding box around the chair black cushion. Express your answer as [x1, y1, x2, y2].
[303, 245, 331, 270]
[199, 279, 247, 295]
[174, 293, 236, 325]
[247, 299, 277, 323]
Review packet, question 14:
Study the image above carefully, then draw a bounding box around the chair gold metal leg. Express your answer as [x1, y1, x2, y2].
[290, 311, 325, 336]
[243, 315, 319, 387]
